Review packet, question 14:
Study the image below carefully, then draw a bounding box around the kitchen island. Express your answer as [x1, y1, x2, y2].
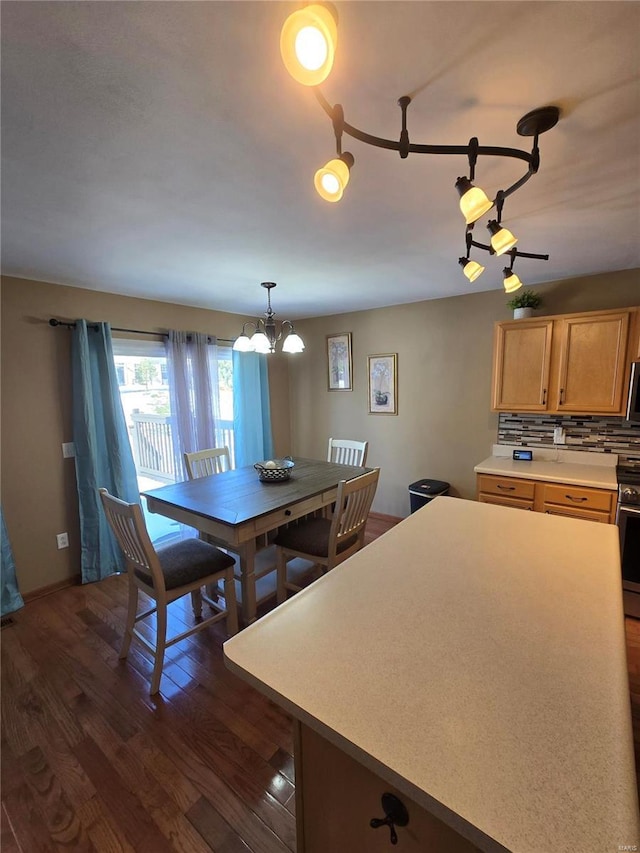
[224, 497, 639, 853]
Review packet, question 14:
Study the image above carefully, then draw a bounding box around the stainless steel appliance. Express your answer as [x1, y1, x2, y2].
[626, 361, 640, 422]
[617, 459, 640, 617]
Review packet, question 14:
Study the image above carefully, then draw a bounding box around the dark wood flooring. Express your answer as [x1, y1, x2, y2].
[2, 514, 639, 851]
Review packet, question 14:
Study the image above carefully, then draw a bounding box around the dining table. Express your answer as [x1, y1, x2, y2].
[142, 457, 370, 625]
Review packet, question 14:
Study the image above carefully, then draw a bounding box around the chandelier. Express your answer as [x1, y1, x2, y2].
[280, 3, 560, 294]
[233, 282, 305, 354]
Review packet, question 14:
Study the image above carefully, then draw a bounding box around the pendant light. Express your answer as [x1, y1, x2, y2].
[314, 152, 354, 202]
[458, 257, 485, 283]
[455, 177, 493, 225]
[488, 220, 518, 256]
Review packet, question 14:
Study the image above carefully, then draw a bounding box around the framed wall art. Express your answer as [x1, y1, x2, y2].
[327, 333, 353, 391]
[367, 353, 397, 415]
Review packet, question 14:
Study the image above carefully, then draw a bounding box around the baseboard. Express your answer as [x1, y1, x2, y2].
[23, 575, 82, 603]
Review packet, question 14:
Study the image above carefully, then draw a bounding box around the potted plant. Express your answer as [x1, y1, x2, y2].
[507, 289, 542, 319]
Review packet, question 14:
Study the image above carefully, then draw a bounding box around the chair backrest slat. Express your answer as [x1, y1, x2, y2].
[329, 468, 380, 557]
[184, 447, 231, 479]
[99, 489, 165, 591]
[327, 438, 368, 467]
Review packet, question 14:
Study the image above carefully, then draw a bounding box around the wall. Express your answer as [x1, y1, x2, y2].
[288, 269, 640, 517]
[1, 276, 291, 596]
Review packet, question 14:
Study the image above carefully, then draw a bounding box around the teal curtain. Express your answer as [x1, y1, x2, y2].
[72, 320, 139, 582]
[232, 351, 274, 466]
[1, 507, 23, 616]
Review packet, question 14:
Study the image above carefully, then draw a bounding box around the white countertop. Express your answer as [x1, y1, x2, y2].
[224, 497, 638, 853]
[474, 444, 618, 489]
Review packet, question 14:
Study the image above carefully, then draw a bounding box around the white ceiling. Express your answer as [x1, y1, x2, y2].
[2, 1, 639, 320]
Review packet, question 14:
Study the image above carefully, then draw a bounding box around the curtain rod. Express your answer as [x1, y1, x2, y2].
[48, 318, 234, 345]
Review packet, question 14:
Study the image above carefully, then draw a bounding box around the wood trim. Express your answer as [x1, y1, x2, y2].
[368, 511, 403, 525]
[22, 574, 82, 603]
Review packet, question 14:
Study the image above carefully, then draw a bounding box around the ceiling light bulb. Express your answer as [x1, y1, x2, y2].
[314, 153, 354, 202]
[455, 177, 493, 225]
[488, 220, 518, 256]
[458, 257, 485, 283]
[280, 4, 337, 87]
[503, 268, 523, 293]
[282, 332, 305, 354]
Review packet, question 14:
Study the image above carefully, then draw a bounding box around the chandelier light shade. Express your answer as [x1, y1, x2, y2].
[455, 177, 493, 225]
[281, 9, 559, 293]
[458, 257, 485, 283]
[503, 268, 523, 293]
[233, 282, 305, 355]
[488, 220, 518, 256]
[280, 3, 338, 87]
[314, 152, 354, 202]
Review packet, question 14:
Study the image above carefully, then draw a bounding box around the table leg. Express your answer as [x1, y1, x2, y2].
[239, 537, 258, 626]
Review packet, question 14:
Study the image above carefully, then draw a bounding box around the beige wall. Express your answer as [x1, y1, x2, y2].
[288, 269, 640, 517]
[3, 269, 638, 596]
[1, 276, 291, 595]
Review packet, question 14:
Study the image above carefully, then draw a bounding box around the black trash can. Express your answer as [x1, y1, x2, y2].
[408, 478, 450, 513]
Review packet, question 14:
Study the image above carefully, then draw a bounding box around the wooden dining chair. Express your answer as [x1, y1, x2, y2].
[184, 446, 231, 479]
[274, 468, 380, 603]
[99, 488, 238, 695]
[327, 437, 369, 467]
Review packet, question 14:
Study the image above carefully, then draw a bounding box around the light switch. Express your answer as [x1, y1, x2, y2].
[62, 442, 75, 458]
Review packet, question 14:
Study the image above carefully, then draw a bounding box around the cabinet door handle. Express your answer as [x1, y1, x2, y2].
[565, 495, 587, 502]
[496, 484, 516, 491]
[559, 388, 565, 404]
[541, 388, 547, 405]
[370, 793, 409, 846]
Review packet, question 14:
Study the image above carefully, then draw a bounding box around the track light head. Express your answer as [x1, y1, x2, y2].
[458, 257, 485, 283]
[455, 177, 493, 225]
[488, 220, 518, 256]
[280, 3, 338, 87]
[503, 266, 523, 293]
[314, 152, 354, 202]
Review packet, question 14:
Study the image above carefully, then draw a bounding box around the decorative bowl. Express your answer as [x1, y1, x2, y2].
[254, 457, 295, 482]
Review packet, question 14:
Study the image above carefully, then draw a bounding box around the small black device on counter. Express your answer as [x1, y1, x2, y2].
[513, 449, 533, 461]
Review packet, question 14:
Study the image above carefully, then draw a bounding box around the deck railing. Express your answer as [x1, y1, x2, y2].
[130, 414, 235, 482]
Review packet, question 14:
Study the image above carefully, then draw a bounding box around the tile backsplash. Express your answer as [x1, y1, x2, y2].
[498, 414, 640, 463]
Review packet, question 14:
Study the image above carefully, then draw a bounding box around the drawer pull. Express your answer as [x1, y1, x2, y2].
[284, 509, 292, 516]
[565, 495, 587, 502]
[370, 793, 409, 846]
[496, 484, 516, 491]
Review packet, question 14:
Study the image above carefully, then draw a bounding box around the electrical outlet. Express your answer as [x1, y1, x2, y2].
[56, 532, 69, 549]
[62, 442, 75, 458]
[553, 426, 565, 444]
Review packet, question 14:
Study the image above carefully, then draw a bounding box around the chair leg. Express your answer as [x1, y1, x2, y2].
[223, 570, 239, 636]
[276, 547, 288, 604]
[191, 587, 203, 620]
[120, 577, 138, 660]
[150, 601, 167, 695]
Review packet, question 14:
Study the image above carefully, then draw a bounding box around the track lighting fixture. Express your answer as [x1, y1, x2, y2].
[280, 6, 559, 290]
[314, 152, 354, 202]
[455, 177, 493, 225]
[233, 282, 305, 355]
[502, 254, 523, 294]
[459, 257, 485, 283]
[280, 3, 338, 87]
[487, 220, 518, 256]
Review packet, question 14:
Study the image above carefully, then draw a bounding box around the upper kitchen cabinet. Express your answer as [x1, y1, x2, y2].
[556, 312, 629, 413]
[492, 319, 553, 411]
[491, 307, 636, 415]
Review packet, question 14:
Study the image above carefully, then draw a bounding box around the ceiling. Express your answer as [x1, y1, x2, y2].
[1, 2, 639, 320]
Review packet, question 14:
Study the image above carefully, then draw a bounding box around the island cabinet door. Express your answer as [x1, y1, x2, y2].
[294, 723, 483, 853]
[491, 319, 553, 411]
[555, 311, 630, 413]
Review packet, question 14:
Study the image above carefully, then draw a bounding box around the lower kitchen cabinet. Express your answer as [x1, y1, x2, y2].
[477, 474, 616, 523]
[294, 722, 482, 853]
